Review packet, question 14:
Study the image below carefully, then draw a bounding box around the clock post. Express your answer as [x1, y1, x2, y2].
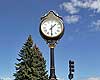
[39, 11, 64, 80]
[49, 40, 57, 80]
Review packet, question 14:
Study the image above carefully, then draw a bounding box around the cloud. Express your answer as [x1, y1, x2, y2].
[60, 0, 100, 27]
[64, 15, 80, 24]
[89, 20, 100, 31]
[81, 77, 100, 80]
[89, 0, 100, 13]
[87, 77, 100, 80]
[0, 76, 14, 80]
[60, 0, 100, 14]
[60, 2, 79, 14]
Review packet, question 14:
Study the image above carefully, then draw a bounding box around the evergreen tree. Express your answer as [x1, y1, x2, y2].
[14, 35, 48, 80]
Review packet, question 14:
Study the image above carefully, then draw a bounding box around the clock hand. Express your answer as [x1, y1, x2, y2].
[49, 24, 56, 36]
[49, 24, 56, 30]
[51, 28, 53, 36]
[50, 26, 53, 36]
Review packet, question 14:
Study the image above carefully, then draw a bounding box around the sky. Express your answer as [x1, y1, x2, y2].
[0, 0, 100, 80]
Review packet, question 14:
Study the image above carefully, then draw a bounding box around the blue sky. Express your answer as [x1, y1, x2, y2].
[0, 0, 100, 80]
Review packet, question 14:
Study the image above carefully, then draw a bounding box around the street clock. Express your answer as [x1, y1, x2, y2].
[39, 10, 65, 80]
[40, 11, 64, 41]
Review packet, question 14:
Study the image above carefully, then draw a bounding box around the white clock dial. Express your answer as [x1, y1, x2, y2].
[41, 19, 63, 37]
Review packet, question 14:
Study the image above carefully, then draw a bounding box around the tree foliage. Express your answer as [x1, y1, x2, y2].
[14, 35, 48, 80]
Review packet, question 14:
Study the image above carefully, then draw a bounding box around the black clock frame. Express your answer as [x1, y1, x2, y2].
[39, 14, 64, 41]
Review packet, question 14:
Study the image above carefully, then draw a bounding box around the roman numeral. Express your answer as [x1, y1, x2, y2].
[57, 30, 60, 32]
[55, 32, 57, 34]
[44, 30, 47, 32]
[43, 27, 46, 29]
[47, 32, 49, 35]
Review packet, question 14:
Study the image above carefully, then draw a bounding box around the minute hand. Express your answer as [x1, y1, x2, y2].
[50, 24, 56, 36]
[49, 24, 56, 30]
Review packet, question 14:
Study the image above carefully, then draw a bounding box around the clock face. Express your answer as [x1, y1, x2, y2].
[41, 19, 63, 38]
